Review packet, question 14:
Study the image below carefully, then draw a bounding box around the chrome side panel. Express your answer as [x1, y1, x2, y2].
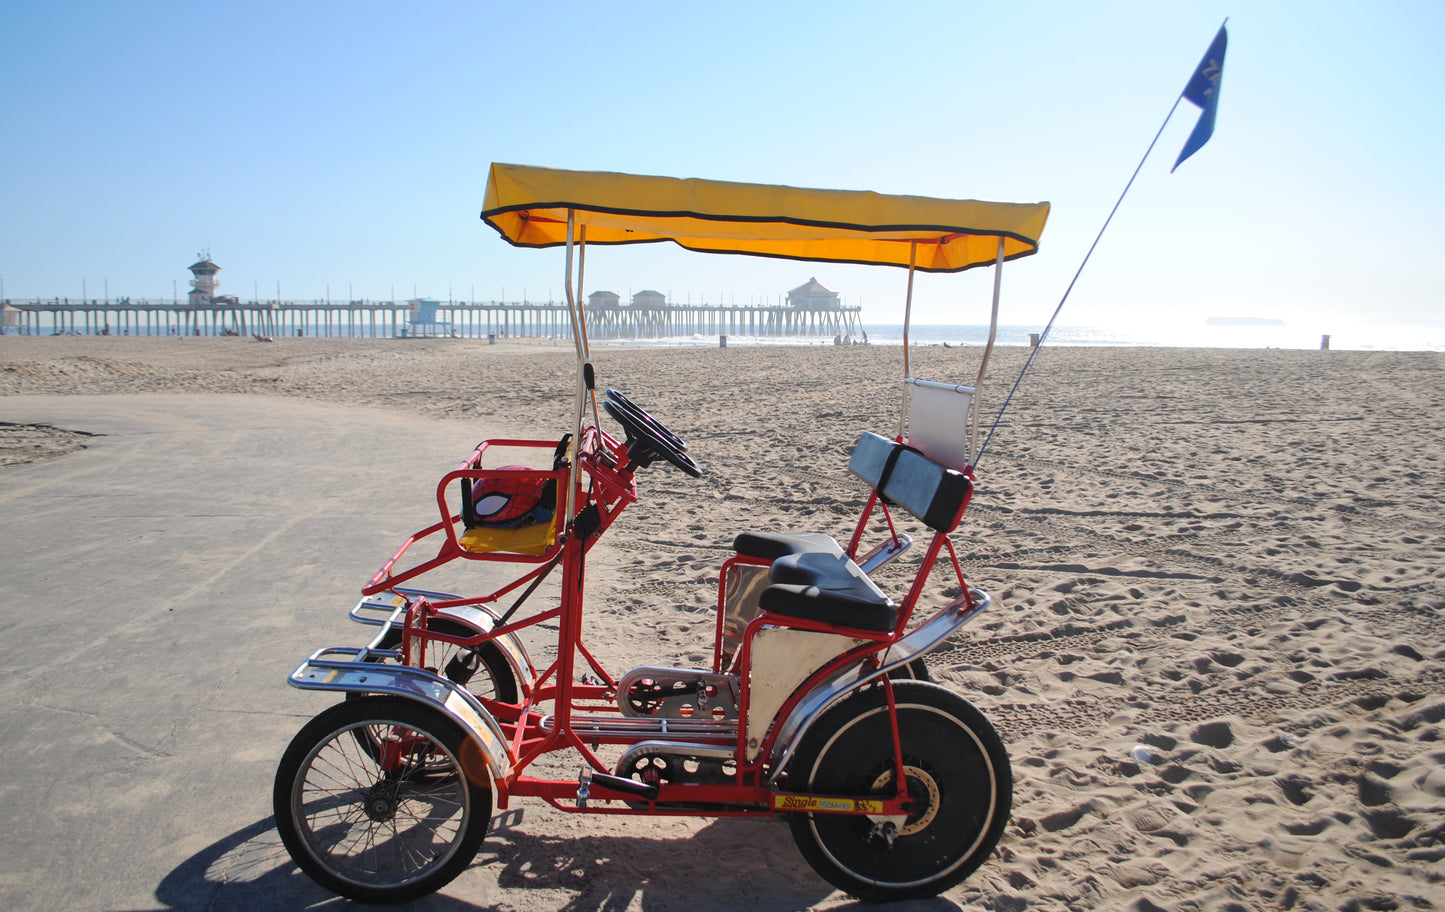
[765, 588, 992, 783]
[748, 630, 865, 762]
[719, 564, 770, 673]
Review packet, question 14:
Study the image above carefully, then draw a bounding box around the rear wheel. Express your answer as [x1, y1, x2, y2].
[785, 681, 1010, 901]
[366, 616, 520, 704]
[274, 696, 492, 904]
[892, 658, 931, 682]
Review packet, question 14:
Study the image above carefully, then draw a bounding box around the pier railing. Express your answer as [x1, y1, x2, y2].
[3, 299, 863, 341]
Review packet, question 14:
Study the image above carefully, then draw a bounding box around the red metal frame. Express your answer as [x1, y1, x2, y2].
[360, 423, 979, 821]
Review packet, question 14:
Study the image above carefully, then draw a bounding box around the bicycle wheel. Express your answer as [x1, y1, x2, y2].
[785, 681, 1010, 901]
[891, 658, 931, 682]
[274, 696, 492, 903]
[366, 616, 520, 704]
[349, 617, 519, 767]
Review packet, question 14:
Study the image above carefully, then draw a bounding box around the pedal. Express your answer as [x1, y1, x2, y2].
[589, 772, 661, 802]
[866, 820, 899, 852]
[576, 768, 660, 807]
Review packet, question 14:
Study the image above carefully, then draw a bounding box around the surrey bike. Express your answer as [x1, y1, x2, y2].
[272, 163, 1051, 903]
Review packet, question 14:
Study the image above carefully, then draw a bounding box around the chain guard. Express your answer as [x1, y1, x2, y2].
[613, 742, 737, 809]
[617, 666, 739, 720]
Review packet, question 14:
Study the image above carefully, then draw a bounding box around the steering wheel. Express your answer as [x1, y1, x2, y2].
[602, 388, 702, 478]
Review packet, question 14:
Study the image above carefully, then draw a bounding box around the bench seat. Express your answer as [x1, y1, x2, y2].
[732, 531, 841, 561]
[759, 549, 897, 632]
[731, 432, 971, 636]
[733, 532, 897, 633]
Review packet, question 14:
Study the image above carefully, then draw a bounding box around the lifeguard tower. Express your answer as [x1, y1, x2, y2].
[404, 298, 452, 337]
[188, 254, 220, 307]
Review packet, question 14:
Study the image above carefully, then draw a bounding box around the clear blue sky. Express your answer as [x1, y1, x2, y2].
[4, 1, 1442, 331]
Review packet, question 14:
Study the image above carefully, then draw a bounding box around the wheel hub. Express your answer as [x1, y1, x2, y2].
[871, 765, 941, 836]
[365, 782, 399, 822]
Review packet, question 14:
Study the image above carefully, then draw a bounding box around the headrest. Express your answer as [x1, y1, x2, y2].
[848, 432, 973, 532]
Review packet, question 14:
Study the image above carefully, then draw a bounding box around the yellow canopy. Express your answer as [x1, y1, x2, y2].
[481, 163, 1049, 273]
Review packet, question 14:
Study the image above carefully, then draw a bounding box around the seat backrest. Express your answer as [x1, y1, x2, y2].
[901, 378, 975, 471]
[848, 432, 973, 533]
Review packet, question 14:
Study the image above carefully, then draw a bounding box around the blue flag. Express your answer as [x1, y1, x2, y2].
[1172, 25, 1228, 172]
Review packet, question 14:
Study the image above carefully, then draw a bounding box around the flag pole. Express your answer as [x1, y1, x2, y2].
[974, 21, 1226, 468]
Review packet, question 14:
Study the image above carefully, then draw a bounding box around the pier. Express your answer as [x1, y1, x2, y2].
[2, 297, 864, 341]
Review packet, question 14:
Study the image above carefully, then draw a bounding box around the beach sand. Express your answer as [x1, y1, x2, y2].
[2, 335, 1443, 911]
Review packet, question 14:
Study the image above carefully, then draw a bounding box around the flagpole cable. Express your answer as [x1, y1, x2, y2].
[974, 94, 1185, 468]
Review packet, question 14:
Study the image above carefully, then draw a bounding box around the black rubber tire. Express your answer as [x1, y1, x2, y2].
[274, 696, 492, 904]
[785, 681, 1010, 901]
[892, 658, 931, 682]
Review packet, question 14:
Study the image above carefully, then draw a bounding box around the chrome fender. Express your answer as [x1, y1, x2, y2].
[288, 646, 514, 781]
[765, 587, 991, 784]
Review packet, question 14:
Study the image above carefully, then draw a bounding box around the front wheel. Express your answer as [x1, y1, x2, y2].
[273, 696, 492, 903]
[785, 681, 1010, 901]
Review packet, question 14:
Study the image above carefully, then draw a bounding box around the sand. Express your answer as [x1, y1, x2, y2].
[2, 335, 1443, 911]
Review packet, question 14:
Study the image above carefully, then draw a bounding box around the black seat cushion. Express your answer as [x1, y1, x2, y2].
[849, 432, 974, 532]
[759, 551, 897, 633]
[732, 531, 842, 561]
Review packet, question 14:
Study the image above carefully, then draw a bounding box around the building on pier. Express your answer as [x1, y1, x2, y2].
[187, 255, 220, 308]
[788, 277, 840, 309]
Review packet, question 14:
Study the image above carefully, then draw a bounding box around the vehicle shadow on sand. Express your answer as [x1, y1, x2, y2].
[145, 811, 966, 912]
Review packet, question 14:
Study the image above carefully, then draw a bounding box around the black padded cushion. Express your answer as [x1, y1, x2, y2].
[732, 531, 842, 561]
[758, 550, 897, 633]
[849, 432, 974, 532]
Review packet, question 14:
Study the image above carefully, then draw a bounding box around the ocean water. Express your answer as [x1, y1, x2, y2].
[605, 321, 1445, 352]
[859, 322, 1445, 351]
[15, 315, 1441, 352]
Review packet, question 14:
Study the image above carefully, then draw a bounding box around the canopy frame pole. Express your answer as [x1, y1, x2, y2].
[898, 241, 918, 441]
[563, 211, 585, 361]
[563, 210, 589, 525]
[969, 236, 1006, 465]
[576, 226, 602, 431]
[903, 240, 917, 379]
[576, 225, 589, 356]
